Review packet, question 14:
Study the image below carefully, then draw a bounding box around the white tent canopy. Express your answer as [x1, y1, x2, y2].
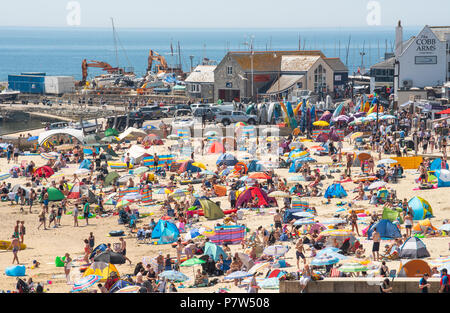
[118, 127, 147, 141]
[38, 128, 85, 146]
[125, 144, 151, 163]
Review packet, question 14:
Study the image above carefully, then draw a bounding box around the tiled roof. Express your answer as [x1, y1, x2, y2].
[324, 58, 348, 72]
[429, 26, 450, 41]
[281, 55, 321, 72]
[229, 50, 325, 72]
[185, 65, 216, 83]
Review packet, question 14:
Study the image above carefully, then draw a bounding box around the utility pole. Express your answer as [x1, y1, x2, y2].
[189, 55, 194, 72]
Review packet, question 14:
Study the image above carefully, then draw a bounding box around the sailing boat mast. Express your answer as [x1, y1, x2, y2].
[345, 35, 351, 68]
[111, 18, 119, 68]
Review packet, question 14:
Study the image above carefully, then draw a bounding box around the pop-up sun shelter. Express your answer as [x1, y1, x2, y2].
[236, 187, 277, 208]
[34, 166, 54, 178]
[430, 158, 449, 171]
[203, 241, 228, 262]
[67, 182, 98, 203]
[367, 219, 402, 240]
[408, 196, 433, 221]
[198, 199, 225, 220]
[40, 187, 65, 201]
[398, 236, 430, 259]
[216, 153, 238, 166]
[397, 259, 431, 277]
[434, 169, 450, 187]
[324, 183, 347, 199]
[151, 219, 180, 244]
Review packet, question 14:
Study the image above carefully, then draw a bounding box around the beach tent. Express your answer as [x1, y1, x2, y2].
[126, 145, 151, 164]
[208, 141, 225, 154]
[108, 280, 132, 293]
[430, 158, 449, 171]
[203, 241, 227, 262]
[323, 183, 347, 199]
[399, 236, 430, 259]
[90, 244, 107, 259]
[236, 187, 277, 208]
[408, 196, 433, 221]
[382, 207, 403, 223]
[247, 160, 264, 172]
[104, 128, 119, 137]
[104, 171, 120, 187]
[412, 219, 437, 233]
[367, 219, 402, 239]
[67, 182, 97, 203]
[435, 169, 450, 187]
[118, 127, 147, 141]
[38, 128, 85, 146]
[83, 262, 120, 281]
[79, 159, 92, 170]
[397, 259, 431, 278]
[209, 225, 246, 245]
[151, 220, 180, 244]
[33, 166, 54, 178]
[94, 251, 126, 265]
[42, 187, 65, 201]
[177, 160, 202, 174]
[216, 153, 238, 166]
[199, 199, 225, 220]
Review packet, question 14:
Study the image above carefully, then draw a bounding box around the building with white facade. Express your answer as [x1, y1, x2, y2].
[394, 21, 450, 95]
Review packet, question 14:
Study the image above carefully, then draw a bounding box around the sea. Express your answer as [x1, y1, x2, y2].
[0, 26, 421, 81]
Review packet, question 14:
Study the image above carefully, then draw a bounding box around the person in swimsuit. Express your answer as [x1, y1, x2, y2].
[119, 237, 132, 265]
[19, 221, 25, 244]
[64, 253, 72, 284]
[13, 221, 20, 240]
[83, 239, 91, 263]
[372, 227, 381, 261]
[350, 211, 360, 236]
[296, 238, 306, 269]
[7, 235, 20, 264]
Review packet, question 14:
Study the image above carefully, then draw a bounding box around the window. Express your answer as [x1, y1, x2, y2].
[415, 56, 437, 64]
[190, 84, 201, 93]
[314, 65, 327, 93]
[296, 82, 303, 88]
[227, 66, 233, 75]
[226, 82, 233, 88]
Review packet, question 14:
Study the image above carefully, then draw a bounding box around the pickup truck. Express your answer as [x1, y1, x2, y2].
[215, 111, 257, 126]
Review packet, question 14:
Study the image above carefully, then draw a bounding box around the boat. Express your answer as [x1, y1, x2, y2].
[0, 89, 20, 101]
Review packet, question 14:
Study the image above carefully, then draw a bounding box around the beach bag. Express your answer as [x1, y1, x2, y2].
[16, 278, 30, 293]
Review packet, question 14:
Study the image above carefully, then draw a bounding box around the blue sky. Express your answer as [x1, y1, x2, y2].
[0, 0, 448, 28]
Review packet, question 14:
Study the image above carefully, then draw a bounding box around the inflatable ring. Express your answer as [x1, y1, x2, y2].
[234, 162, 248, 174]
[109, 230, 125, 237]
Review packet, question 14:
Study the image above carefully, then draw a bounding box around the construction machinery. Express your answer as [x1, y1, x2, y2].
[81, 59, 132, 86]
[147, 50, 169, 74]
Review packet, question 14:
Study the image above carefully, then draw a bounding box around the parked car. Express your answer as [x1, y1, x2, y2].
[139, 106, 166, 120]
[190, 103, 211, 111]
[164, 104, 192, 117]
[172, 116, 195, 129]
[174, 109, 193, 117]
[48, 122, 69, 130]
[192, 108, 216, 122]
[215, 111, 257, 126]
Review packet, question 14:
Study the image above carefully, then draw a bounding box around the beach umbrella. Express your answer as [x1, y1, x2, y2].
[292, 212, 315, 218]
[74, 168, 91, 175]
[27, 136, 38, 142]
[118, 174, 133, 184]
[248, 172, 271, 180]
[41, 152, 58, 160]
[293, 219, 315, 226]
[184, 228, 201, 241]
[235, 122, 247, 127]
[438, 224, 450, 232]
[133, 166, 149, 175]
[258, 277, 280, 289]
[319, 229, 353, 236]
[205, 131, 218, 136]
[313, 121, 330, 127]
[248, 262, 271, 275]
[263, 245, 289, 257]
[191, 162, 206, 170]
[339, 263, 368, 273]
[367, 181, 387, 190]
[380, 115, 397, 120]
[316, 247, 341, 255]
[201, 170, 218, 176]
[159, 270, 189, 282]
[224, 271, 252, 280]
[378, 158, 398, 165]
[115, 199, 130, 208]
[101, 136, 119, 143]
[114, 285, 141, 293]
[350, 132, 364, 140]
[0, 173, 11, 181]
[268, 191, 290, 198]
[105, 128, 119, 137]
[334, 115, 350, 123]
[262, 128, 280, 134]
[71, 275, 102, 292]
[311, 254, 340, 266]
[167, 134, 179, 140]
[356, 152, 371, 161]
[320, 218, 347, 225]
[142, 125, 158, 130]
[180, 257, 206, 267]
[287, 175, 306, 182]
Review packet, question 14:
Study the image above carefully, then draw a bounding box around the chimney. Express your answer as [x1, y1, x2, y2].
[395, 20, 403, 58]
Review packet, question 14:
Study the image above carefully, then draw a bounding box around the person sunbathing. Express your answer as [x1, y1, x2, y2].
[355, 245, 366, 258]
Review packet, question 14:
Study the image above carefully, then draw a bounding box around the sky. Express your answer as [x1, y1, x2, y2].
[0, 0, 449, 29]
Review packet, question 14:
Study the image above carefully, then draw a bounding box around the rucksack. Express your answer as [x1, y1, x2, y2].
[16, 279, 30, 293]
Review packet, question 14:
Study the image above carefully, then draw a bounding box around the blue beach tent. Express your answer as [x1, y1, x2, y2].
[151, 220, 180, 244]
[367, 219, 402, 240]
[324, 183, 347, 199]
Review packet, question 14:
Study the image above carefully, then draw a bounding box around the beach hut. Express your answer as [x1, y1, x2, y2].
[408, 196, 433, 221]
[366, 219, 402, 240]
[399, 236, 430, 259]
[397, 259, 431, 277]
[323, 183, 347, 199]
